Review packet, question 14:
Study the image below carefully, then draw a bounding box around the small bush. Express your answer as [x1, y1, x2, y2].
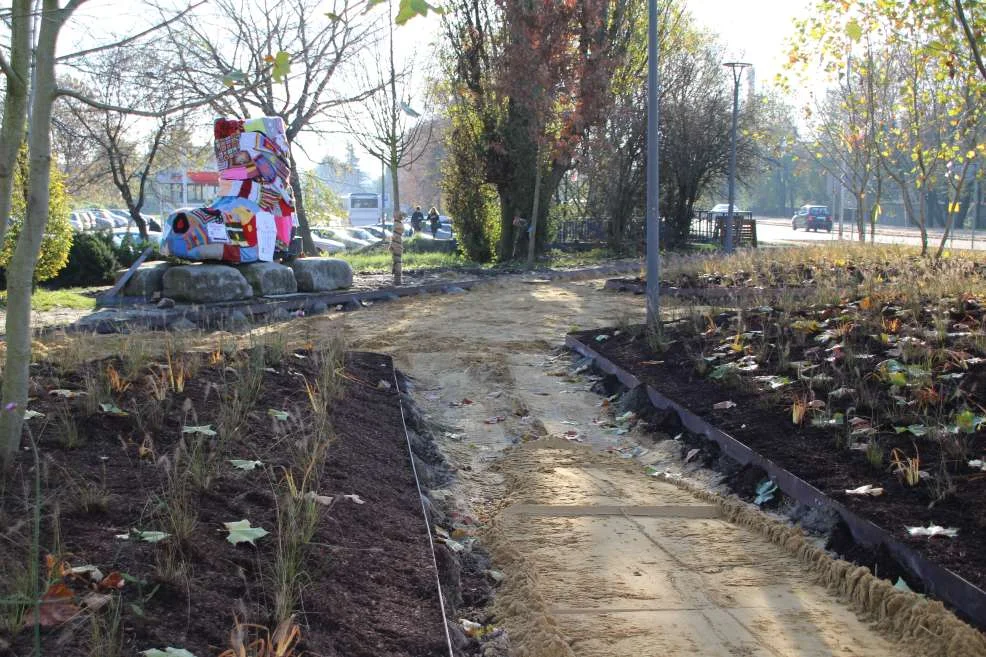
[0, 142, 73, 282]
[52, 231, 119, 287]
[115, 235, 161, 267]
[403, 234, 458, 254]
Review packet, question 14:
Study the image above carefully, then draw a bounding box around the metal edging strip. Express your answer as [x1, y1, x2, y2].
[389, 357, 457, 657]
[565, 333, 986, 630]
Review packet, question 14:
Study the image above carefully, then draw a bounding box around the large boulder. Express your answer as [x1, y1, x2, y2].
[238, 262, 298, 296]
[289, 257, 353, 292]
[162, 264, 253, 303]
[117, 261, 171, 299]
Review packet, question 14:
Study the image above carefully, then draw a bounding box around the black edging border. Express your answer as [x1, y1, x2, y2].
[565, 333, 986, 631]
[49, 261, 642, 337]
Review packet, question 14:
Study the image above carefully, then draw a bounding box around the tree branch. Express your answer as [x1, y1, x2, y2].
[55, 84, 241, 118]
[954, 0, 986, 83]
[56, 0, 207, 62]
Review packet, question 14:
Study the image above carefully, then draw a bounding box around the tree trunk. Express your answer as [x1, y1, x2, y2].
[526, 144, 542, 270]
[0, 0, 62, 469]
[390, 146, 401, 224]
[854, 192, 866, 242]
[0, 0, 31, 254]
[869, 175, 882, 243]
[288, 151, 316, 255]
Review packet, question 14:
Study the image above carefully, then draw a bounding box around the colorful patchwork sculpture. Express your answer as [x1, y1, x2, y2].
[161, 117, 297, 263]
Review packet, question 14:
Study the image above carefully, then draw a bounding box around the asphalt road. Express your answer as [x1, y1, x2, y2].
[755, 217, 986, 251]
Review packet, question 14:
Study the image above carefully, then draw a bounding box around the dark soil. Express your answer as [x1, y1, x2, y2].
[577, 325, 986, 593]
[1, 350, 451, 657]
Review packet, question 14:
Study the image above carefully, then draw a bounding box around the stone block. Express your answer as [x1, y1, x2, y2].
[238, 262, 298, 296]
[288, 257, 353, 292]
[162, 264, 253, 303]
[117, 261, 171, 299]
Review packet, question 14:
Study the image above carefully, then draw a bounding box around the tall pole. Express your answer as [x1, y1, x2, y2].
[723, 62, 750, 254]
[645, 0, 661, 330]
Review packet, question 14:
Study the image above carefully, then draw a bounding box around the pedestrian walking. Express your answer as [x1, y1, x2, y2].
[411, 205, 424, 233]
[428, 206, 440, 238]
[391, 212, 405, 285]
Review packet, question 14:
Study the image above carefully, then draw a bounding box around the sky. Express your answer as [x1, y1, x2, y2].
[51, 0, 812, 176]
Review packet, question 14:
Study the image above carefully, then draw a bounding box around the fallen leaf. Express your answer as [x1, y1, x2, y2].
[303, 491, 334, 506]
[845, 484, 884, 497]
[49, 389, 84, 398]
[229, 459, 263, 471]
[377, 380, 392, 390]
[115, 529, 170, 543]
[342, 494, 365, 504]
[98, 572, 125, 590]
[182, 425, 217, 437]
[81, 592, 114, 611]
[224, 519, 269, 546]
[99, 402, 128, 417]
[906, 524, 958, 538]
[140, 649, 199, 657]
[23, 409, 45, 420]
[595, 334, 611, 342]
[640, 360, 663, 365]
[484, 416, 505, 424]
[685, 448, 700, 463]
[267, 409, 290, 421]
[713, 400, 737, 410]
[34, 582, 78, 627]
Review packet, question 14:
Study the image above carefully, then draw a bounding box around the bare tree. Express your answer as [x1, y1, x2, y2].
[164, 0, 379, 255]
[340, 0, 432, 226]
[62, 46, 184, 237]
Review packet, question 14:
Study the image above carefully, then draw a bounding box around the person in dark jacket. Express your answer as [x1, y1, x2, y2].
[410, 205, 424, 233]
[428, 206, 440, 238]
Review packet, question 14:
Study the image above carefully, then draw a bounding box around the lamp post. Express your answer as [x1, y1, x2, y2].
[645, 0, 660, 330]
[723, 61, 750, 254]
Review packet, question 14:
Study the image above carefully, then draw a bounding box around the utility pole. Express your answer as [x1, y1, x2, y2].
[723, 62, 750, 254]
[645, 0, 661, 330]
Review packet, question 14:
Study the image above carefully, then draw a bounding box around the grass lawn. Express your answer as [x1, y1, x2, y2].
[338, 245, 628, 273]
[0, 287, 98, 312]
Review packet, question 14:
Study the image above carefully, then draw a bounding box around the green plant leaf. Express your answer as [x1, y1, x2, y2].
[395, 0, 443, 25]
[140, 649, 199, 657]
[183, 425, 217, 436]
[224, 519, 269, 545]
[845, 18, 862, 42]
[894, 424, 928, 437]
[270, 51, 291, 83]
[229, 459, 263, 471]
[99, 402, 128, 416]
[267, 408, 290, 421]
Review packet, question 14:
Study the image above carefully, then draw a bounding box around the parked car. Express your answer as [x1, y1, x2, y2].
[111, 227, 163, 248]
[709, 203, 747, 215]
[69, 211, 94, 231]
[361, 225, 392, 241]
[311, 227, 371, 250]
[109, 209, 162, 231]
[310, 233, 347, 254]
[792, 204, 832, 232]
[79, 208, 119, 230]
[336, 226, 381, 243]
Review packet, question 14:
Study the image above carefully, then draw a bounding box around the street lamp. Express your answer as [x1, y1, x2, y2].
[723, 61, 750, 254]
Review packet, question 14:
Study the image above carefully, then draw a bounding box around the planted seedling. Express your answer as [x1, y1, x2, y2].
[890, 446, 922, 487]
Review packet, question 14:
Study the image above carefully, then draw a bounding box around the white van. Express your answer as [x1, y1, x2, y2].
[347, 193, 381, 227]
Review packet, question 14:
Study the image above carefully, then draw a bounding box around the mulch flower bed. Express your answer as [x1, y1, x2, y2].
[576, 291, 986, 593]
[0, 345, 450, 657]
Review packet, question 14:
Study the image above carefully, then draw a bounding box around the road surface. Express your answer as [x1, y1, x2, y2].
[756, 216, 986, 251]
